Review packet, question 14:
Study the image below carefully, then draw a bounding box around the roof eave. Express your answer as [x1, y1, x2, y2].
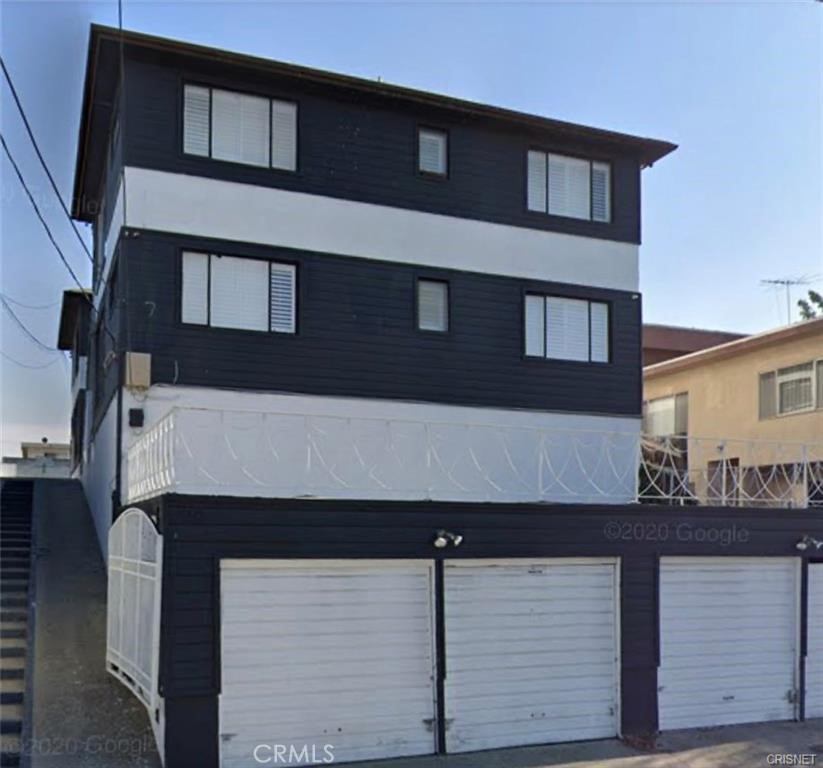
[71, 25, 677, 207]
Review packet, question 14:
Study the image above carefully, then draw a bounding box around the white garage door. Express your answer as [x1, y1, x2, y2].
[659, 557, 799, 730]
[219, 560, 437, 767]
[444, 559, 620, 752]
[806, 564, 823, 718]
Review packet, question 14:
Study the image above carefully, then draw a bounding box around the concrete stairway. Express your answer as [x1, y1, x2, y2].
[0, 480, 33, 768]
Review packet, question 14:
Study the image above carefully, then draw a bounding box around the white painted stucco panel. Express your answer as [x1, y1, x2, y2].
[122, 167, 639, 292]
[124, 386, 640, 504]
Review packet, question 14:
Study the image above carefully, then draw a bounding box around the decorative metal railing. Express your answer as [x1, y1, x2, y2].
[126, 407, 823, 508]
[639, 435, 823, 508]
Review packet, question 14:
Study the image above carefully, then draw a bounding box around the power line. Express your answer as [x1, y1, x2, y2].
[0, 349, 63, 370]
[0, 292, 61, 311]
[1, 132, 117, 345]
[1, 132, 88, 295]
[0, 56, 93, 264]
[0, 296, 59, 352]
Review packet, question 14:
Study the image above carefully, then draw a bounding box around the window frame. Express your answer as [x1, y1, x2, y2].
[522, 291, 611, 364]
[759, 359, 823, 419]
[181, 81, 299, 174]
[416, 125, 449, 179]
[415, 277, 450, 334]
[525, 148, 612, 224]
[179, 248, 299, 336]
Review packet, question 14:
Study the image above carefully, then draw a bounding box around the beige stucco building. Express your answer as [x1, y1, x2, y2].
[642, 318, 823, 506]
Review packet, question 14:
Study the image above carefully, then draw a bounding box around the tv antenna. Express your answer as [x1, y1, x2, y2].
[760, 276, 812, 324]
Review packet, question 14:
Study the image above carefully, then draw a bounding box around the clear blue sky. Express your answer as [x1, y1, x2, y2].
[1, 0, 821, 456]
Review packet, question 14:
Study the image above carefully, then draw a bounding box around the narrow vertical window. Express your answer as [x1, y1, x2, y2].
[418, 129, 447, 176]
[591, 162, 611, 222]
[417, 279, 449, 331]
[589, 301, 610, 362]
[524, 295, 545, 356]
[181, 251, 209, 325]
[271, 100, 298, 171]
[269, 263, 296, 333]
[526, 151, 547, 212]
[759, 371, 776, 420]
[183, 85, 210, 157]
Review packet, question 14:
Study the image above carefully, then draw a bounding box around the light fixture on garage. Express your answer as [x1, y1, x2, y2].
[433, 529, 463, 549]
[796, 534, 823, 552]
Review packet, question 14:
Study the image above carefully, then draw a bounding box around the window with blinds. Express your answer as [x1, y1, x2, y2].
[524, 294, 609, 362]
[418, 129, 447, 175]
[181, 251, 296, 334]
[759, 360, 822, 419]
[526, 151, 611, 223]
[183, 84, 297, 171]
[417, 279, 449, 332]
[643, 393, 689, 436]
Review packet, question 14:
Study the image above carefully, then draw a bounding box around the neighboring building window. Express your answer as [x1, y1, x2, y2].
[418, 129, 447, 176]
[417, 279, 449, 332]
[183, 84, 297, 171]
[643, 393, 689, 436]
[759, 361, 821, 418]
[527, 150, 610, 222]
[524, 295, 609, 362]
[182, 251, 296, 333]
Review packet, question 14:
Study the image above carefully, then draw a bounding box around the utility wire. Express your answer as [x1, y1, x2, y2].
[0, 293, 61, 311]
[0, 349, 62, 369]
[0, 56, 93, 264]
[1, 132, 117, 344]
[1, 132, 88, 295]
[0, 296, 59, 352]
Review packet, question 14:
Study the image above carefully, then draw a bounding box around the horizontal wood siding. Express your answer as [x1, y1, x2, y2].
[151, 497, 820, 698]
[621, 555, 659, 734]
[146, 496, 819, 766]
[120, 48, 642, 244]
[121, 232, 642, 415]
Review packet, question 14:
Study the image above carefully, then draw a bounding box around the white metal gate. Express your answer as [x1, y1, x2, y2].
[106, 508, 163, 712]
[658, 557, 799, 730]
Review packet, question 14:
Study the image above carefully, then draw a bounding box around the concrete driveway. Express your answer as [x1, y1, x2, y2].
[357, 720, 823, 768]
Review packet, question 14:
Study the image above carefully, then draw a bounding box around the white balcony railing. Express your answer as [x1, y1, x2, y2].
[125, 407, 823, 508]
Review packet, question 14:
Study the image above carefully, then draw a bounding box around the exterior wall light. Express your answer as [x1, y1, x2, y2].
[433, 530, 463, 549]
[795, 534, 823, 552]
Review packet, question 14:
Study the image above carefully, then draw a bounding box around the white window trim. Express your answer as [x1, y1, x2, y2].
[181, 251, 297, 334]
[183, 83, 297, 172]
[524, 293, 610, 363]
[770, 361, 820, 417]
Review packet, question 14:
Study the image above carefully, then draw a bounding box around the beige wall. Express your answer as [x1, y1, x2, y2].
[644, 333, 823, 451]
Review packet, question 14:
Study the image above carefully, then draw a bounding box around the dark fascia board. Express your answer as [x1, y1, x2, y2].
[71, 24, 677, 220]
[57, 289, 92, 350]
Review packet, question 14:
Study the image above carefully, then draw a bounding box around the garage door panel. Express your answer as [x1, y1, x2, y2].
[659, 558, 798, 731]
[807, 564, 823, 718]
[220, 561, 436, 768]
[445, 560, 619, 753]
